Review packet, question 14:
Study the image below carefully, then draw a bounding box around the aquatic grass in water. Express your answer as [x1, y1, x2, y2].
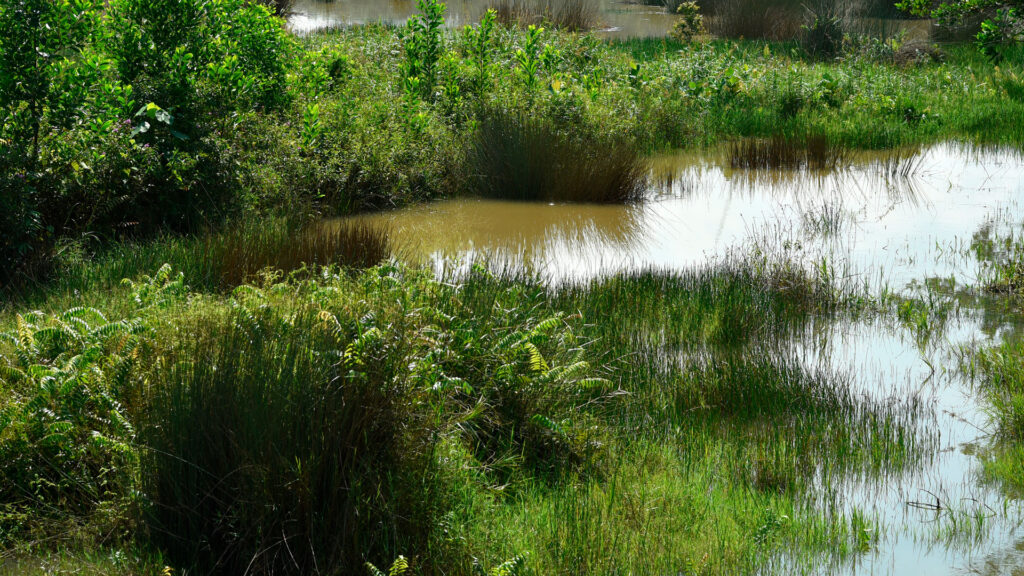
[729, 135, 849, 171]
[467, 112, 647, 203]
[489, 0, 599, 31]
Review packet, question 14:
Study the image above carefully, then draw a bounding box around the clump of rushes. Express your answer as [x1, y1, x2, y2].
[53, 220, 391, 296]
[490, 0, 599, 31]
[468, 112, 648, 203]
[730, 135, 848, 171]
[208, 220, 391, 288]
[144, 265, 613, 574]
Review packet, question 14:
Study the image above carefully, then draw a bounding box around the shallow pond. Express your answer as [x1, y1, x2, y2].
[338, 143, 1024, 574]
[290, 0, 677, 38]
[289, 0, 932, 40]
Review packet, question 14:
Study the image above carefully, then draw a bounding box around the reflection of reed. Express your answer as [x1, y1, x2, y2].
[650, 145, 932, 208]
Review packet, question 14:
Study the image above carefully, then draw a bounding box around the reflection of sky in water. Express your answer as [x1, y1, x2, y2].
[790, 317, 1024, 575]
[340, 144, 1024, 574]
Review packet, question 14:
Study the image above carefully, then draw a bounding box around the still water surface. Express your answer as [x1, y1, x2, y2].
[290, 0, 678, 37]
[341, 144, 1024, 574]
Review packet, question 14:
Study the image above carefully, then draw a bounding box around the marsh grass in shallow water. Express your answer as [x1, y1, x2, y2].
[489, 0, 599, 30]
[730, 135, 849, 171]
[209, 220, 390, 287]
[468, 112, 647, 203]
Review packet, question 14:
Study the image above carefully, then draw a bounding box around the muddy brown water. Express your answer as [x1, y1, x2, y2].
[289, 0, 933, 41]
[336, 143, 1024, 574]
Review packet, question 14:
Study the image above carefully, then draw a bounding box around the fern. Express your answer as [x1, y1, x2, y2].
[489, 555, 526, 576]
[365, 556, 410, 576]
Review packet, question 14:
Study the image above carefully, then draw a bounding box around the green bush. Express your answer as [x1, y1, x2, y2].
[670, 1, 707, 42]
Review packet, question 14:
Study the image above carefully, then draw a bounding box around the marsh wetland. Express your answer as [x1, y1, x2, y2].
[336, 143, 1024, 574]
[3, 0, 1024, 574]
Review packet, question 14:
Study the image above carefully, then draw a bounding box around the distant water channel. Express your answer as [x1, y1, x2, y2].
[336, 143, 1024, 575]
[289, 0, 678, 38]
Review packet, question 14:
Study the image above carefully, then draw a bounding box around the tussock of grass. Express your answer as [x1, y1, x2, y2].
[467, 112, 647, 203]
[489, 0, 599, 31]
[729, 135, 849, 171]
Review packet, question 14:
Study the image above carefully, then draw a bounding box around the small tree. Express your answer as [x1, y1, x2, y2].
[0, 0, 103, 281]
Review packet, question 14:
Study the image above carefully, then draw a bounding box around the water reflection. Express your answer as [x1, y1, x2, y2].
[345, 143, 1024, 290]
[289, 0, 678, 38]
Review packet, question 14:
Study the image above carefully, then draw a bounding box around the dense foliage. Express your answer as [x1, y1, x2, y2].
[0, 0, 292, 285]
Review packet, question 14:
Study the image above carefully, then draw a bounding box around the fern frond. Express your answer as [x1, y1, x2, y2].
[388, 555, 410, 576]
[489, 555, 526, 576]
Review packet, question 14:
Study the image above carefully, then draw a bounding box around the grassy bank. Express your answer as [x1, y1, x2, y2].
[0, 245, 931, 574]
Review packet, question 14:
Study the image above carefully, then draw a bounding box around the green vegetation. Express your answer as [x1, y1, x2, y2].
[3, 0, 1024, 288]
[966, 337, 1024, 496]
[3, 0, 1024, 572]
[2, 253, 926, 574]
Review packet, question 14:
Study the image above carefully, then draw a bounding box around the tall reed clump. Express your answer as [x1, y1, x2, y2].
[489, 0, 599, 31]
[54, 220, 391, 296]
[704, 0, 805, 40]
[467, 112, 647, 203]
[144, 304, 428, 574]
[206, 221, 391, 288]
[143, 267, 613, 574]
[729, 135, 848, 171]
[701, 0, 855, 41]
[799, 2, 848, 60]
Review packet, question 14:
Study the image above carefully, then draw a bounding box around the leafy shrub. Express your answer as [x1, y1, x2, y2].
[107, 0, 293, 113]
[0, 0, 109, 282]
[670, 1, 707, 42]
[400, 0, 447, 100]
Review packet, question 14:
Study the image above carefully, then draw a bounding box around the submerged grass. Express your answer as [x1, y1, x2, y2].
[966, 340, 1024, 495]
